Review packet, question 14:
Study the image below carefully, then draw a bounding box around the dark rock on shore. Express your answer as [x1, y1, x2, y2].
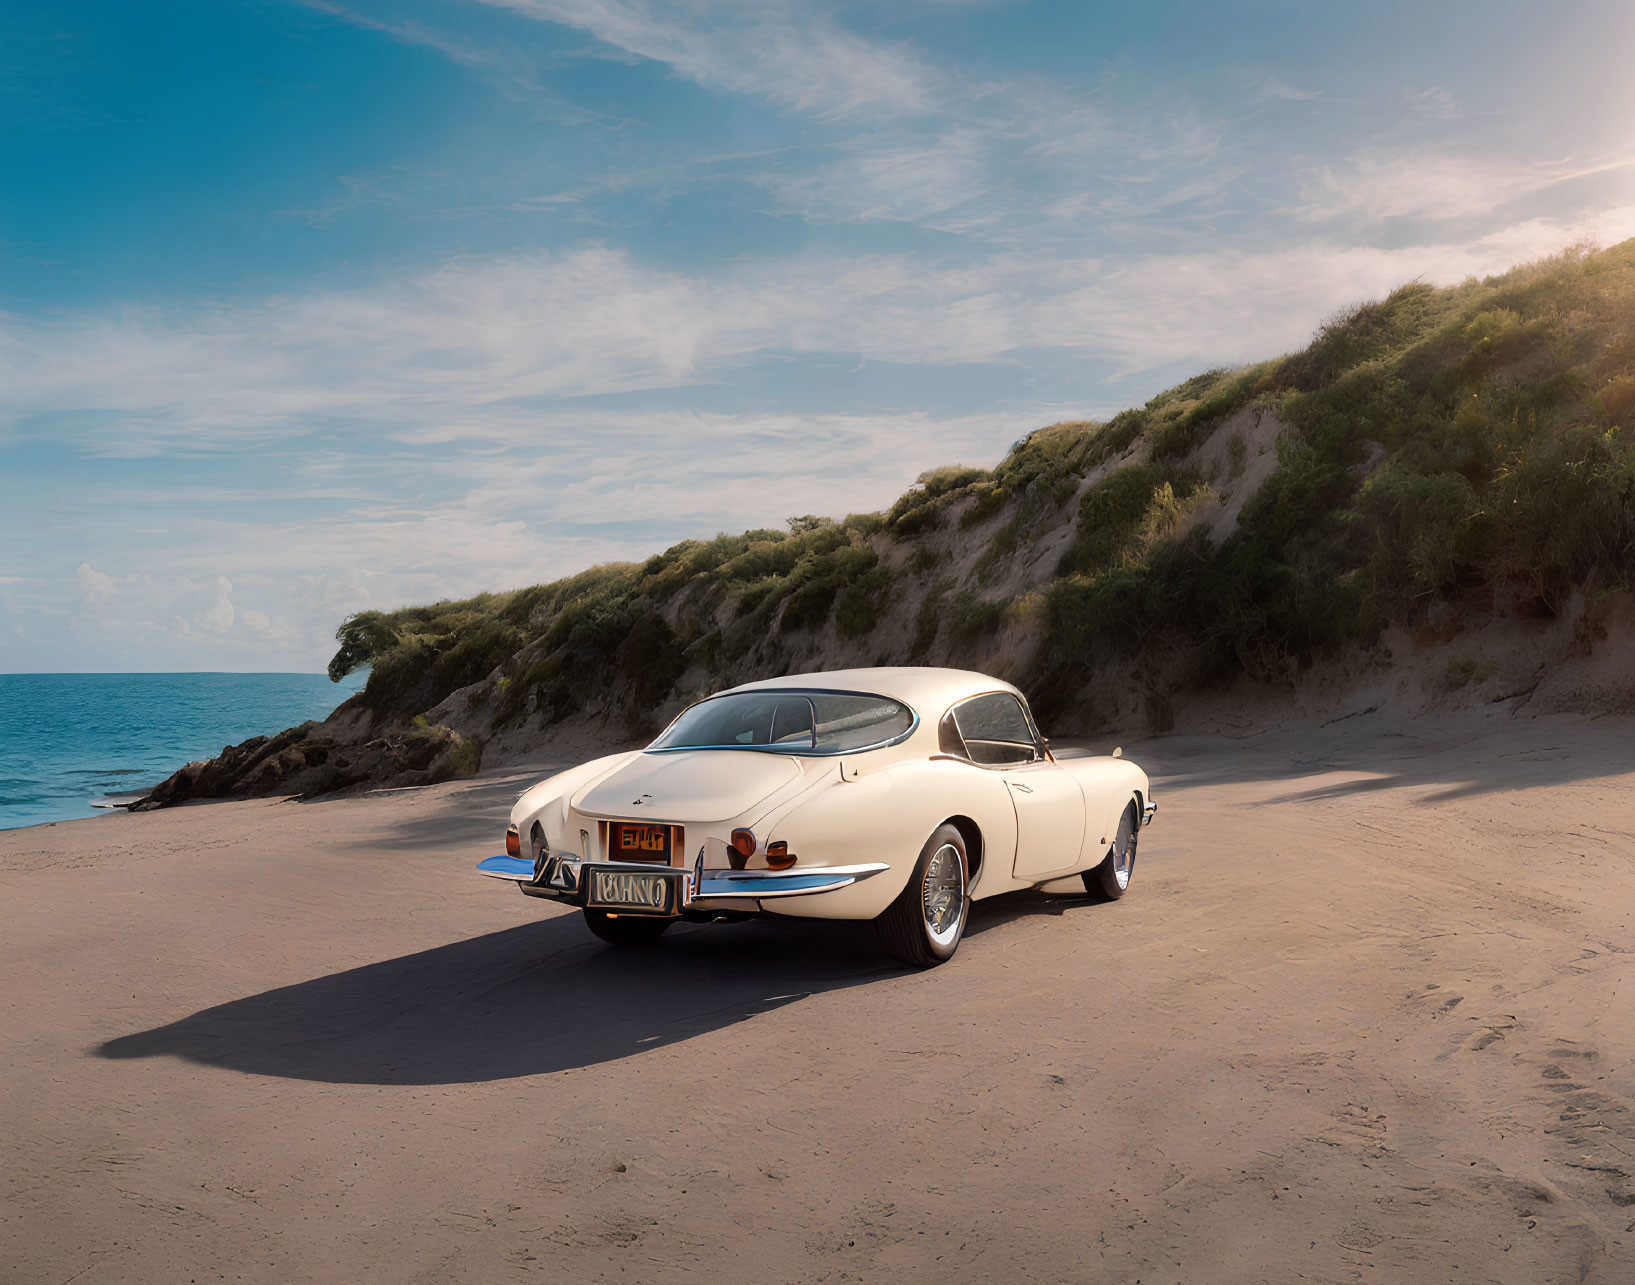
[129, 719, 483, 811]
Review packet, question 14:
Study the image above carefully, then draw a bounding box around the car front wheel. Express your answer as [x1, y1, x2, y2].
[1084, 799, 1138, 901]
[876, 823, 969, 967]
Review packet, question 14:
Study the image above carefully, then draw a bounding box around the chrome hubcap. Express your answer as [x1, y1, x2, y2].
[1113, 829, 1136, 890]
[922, 843, 965, 945]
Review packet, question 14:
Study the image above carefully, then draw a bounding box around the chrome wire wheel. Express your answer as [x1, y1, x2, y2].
[877, 822, 970, 966]
[921, 842, 966, 947]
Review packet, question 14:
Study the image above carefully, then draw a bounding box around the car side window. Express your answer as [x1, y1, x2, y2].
[951, 693, 1039, 766]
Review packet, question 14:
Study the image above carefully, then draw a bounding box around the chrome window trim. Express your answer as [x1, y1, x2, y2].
[644, 687, 920, 758]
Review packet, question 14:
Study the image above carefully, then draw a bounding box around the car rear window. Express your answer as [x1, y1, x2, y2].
[649, 690, 915, 754]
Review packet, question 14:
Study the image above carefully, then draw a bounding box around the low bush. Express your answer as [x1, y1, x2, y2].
[948, 592, 1007, 651]
[885, 466, 993, 538]
[835, 569, 893, 639]
[328, 610, 402, 682]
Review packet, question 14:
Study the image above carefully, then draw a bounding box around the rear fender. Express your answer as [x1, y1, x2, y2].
[762, 759, 1015, 919]
[510, 751, 639, 849]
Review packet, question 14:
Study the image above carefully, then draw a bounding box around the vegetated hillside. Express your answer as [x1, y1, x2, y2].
[137, 239, 1635, 807]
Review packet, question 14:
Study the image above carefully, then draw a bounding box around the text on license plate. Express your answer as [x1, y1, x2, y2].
[616, 823, 667, 851]
[591, 869, 674, 912]
[610, 822, 674, 862]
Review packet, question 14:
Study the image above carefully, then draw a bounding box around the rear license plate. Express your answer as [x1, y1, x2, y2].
[609, 822, 674, 863]
[587, 867, 681, 915]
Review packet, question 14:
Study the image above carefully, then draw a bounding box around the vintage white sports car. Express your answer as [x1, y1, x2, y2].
[476, 667, 1155, 966]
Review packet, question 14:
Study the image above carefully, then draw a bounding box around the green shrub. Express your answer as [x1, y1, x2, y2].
[360, 640, 435, 713]
[778, 545, 879, 632]
[960, 481, 1008, 527]
[446, 730, 482, 776]
[886, 465, 993, 537]
[1081, 410, 1147, 470]
[1057, 463, 1174, 576]
[835, 569, 893, 639]
[328, 611, 401, 681]
[734, 578, 785, 618]
[1280, 283, 1447, 392]
[1148, 366, 1265, 461]
[889, 501, 946, 538]
[320, 239, 1635, 742]
[779, 577, 841, 631]
[1350, 467, 1480, 603]
[948, 592, 1007, 650]
[434, 619, 524, 691]
[1456, 308, 1547, 382]
[1483, 424, 1635, 603]
[993, 421, 1103, 489]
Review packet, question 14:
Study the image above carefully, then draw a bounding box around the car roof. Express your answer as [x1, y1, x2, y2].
[721, 666, 1024, 713]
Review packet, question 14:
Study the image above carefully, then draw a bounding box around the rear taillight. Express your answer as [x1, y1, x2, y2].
[766, 841, 796, 870]
[730, 828, 756, 858]
[505, 824, 521, 857]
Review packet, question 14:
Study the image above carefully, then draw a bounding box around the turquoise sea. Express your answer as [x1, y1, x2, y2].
[0, 672, 367, 831]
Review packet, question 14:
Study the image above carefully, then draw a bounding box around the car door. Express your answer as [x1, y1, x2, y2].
[949, 693, 1086, 880]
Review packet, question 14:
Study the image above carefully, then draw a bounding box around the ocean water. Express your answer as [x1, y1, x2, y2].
[0, 672, 368, 832]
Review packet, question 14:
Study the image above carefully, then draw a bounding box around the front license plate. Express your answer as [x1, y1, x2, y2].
[587, 867, 680, 915]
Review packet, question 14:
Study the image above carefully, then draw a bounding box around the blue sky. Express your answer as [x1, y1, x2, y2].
[4, 0, 1634, 672]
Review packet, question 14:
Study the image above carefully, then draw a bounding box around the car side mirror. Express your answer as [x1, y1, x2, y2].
[1112, 746, 1123, 758]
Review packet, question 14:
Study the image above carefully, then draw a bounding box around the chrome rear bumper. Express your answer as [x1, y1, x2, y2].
[477, 855, 538, 880]
[1142, 799, 1157, 827]
[475, 853, 889, 908]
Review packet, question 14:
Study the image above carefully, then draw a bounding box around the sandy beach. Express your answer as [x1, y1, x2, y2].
[4, 710, 1634, 1283]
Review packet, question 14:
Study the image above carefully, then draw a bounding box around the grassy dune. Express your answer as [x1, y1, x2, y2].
[142, 239, 1635, 803]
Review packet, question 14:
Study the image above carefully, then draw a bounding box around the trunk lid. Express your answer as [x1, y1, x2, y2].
[572, 750, 805, 823]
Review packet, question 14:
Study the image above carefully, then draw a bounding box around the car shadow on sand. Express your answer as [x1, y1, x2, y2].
[96, 889, 1101, 1087]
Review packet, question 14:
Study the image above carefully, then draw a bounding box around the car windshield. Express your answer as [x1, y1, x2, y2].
[648, 689, 915, 754]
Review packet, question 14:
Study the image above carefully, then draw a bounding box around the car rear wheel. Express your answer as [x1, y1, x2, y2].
[582, 908, 672, 947]
[876, 823, 969, 967]
[1084, 799, 1139, 902]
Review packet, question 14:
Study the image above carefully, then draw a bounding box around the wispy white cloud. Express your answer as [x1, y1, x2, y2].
[1402, 85, 1460, 120]
[481, 0, 936, 118]
[1255, 73, 1320, 102]
[462, 0, 1217, 244]
[297, 0, 614, 117]
[9, 204, 1635, 468]
[1294, 146, 1635, 223]
[759, 128, 992, 227]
